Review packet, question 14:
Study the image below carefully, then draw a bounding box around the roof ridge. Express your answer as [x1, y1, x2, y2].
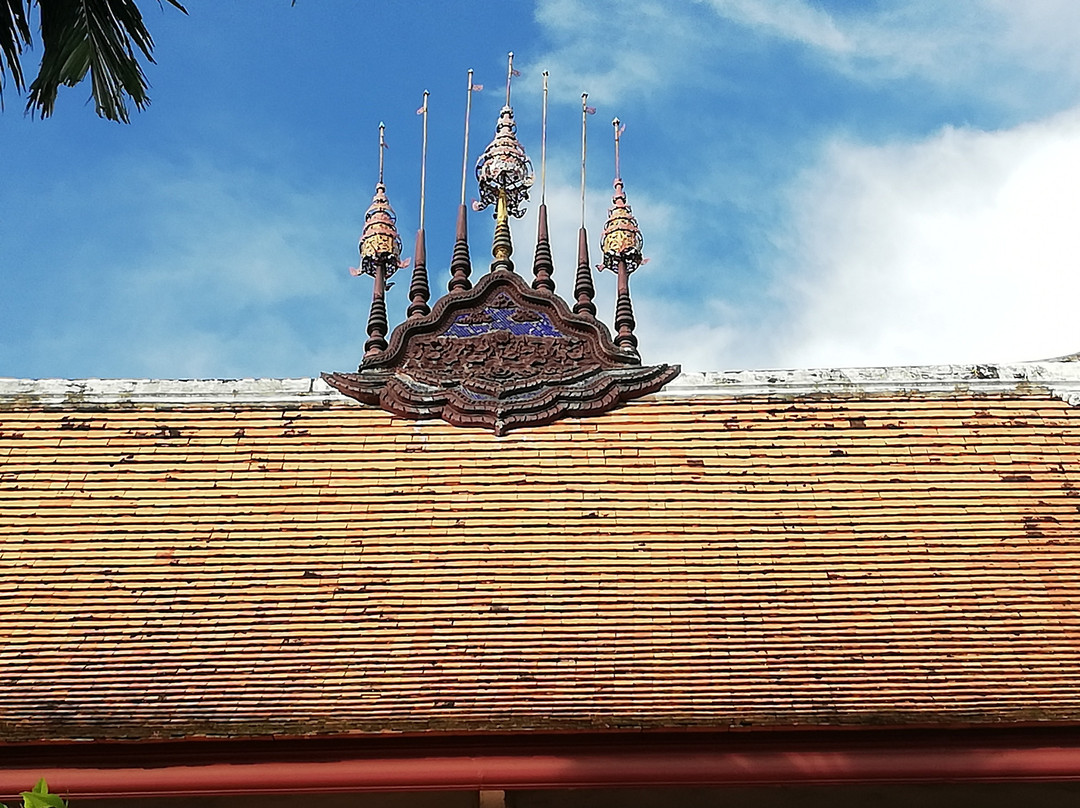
[4, 359, 1080, 407]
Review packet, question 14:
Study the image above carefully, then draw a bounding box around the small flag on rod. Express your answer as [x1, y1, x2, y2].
[471, 83, 484, 91]
[585, 105, 597, 115]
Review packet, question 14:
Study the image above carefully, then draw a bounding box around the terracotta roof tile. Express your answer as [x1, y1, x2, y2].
[3, 387, 1080, 740]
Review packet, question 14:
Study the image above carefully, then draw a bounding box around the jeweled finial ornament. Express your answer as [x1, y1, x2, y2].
[358, 183, 404, 276]
[357, 124, 405, 278]
[474, 106, 533, 217]
[353, 123, 408, 357]
[599, 179, 644, 272]
[474, 53, 534, 219]
[599, 117, 643, 356]
[600, 118, 643, 273]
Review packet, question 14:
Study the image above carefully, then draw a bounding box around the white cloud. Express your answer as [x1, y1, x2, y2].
[521, 0, 1080, 373]
[509, 105, 1080, 372]
[773, 107, 1080, 368]
[979, 0, 1080, 79]
[634, 295, 742, 372]
[532, 0, 1080, 107]
[527, 0, 712, 103]
[702, 0, 850, 52]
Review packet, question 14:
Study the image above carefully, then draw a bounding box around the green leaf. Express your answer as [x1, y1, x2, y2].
[20, 779, 67, 808]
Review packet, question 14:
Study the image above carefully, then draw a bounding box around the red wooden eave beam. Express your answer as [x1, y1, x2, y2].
[5, 730, 1080, 799]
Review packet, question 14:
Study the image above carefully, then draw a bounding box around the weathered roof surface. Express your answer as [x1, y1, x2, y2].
[3, 362, 1080, 743]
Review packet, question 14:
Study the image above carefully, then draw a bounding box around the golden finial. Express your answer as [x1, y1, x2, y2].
[476, 54, 530, 272]
[474, 69, 533, 220]
[600, 117, 643, 273]
[357, 123, 405, 278]
[354, 123, 407, 356]
[600, 117, 642, 356]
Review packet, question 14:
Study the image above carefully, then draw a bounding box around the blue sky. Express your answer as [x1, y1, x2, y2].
[3, 0, 1080, 379]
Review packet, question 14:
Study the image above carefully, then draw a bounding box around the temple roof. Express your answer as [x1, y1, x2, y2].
[3, 360, 1080, 743]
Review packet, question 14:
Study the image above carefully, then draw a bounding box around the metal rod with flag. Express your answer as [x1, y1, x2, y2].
[450, 70, 478, 292]
[573, 92, 597, 316]
[532, 70, 554, 292]
[408, 91, 431, 318]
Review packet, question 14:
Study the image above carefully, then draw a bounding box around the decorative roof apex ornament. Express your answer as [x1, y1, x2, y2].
[357, 183, 405, 278]
[599, 118, 644, 274]
[473, 53, 534, 219]
[599, 117, 644, 356]
[324, 271, 679, 435]
[355, 123, 407, 280]
[473, 105, 534, 219]
[325, 62, 679, 434]
[353, 123, 408, 357]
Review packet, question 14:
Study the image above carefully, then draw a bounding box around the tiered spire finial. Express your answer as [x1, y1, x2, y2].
[474, 55, 534, 220]
[449, 70, 479, 293]
[531, 70, 554, 292]
[572, 93, 597, 317]
[474, 52, 533, 274]
[408, 92, 431, 319]
[355, 122, 406, 356]
[600, 117, 643, 356]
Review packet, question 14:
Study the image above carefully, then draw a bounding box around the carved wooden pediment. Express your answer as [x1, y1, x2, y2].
[323, 271, 679, 435]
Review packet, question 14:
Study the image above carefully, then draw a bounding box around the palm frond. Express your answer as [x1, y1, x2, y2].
[27, 0, 186, 122]
[0, 0, 31, 102]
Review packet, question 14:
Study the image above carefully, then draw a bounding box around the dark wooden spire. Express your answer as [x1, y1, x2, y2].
[448, 204, 473, 292]
[355, 171, 403, 358]
[364, 277, 389, 356]
[600, 120, 643, 356]
[613, 261, 638, 355]
[532, 203, 555, 292]
[407, 228, 430, 318]
[573, 226, 596, 317]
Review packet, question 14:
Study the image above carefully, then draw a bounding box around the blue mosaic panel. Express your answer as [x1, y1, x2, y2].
[443, 305, 565, 338]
